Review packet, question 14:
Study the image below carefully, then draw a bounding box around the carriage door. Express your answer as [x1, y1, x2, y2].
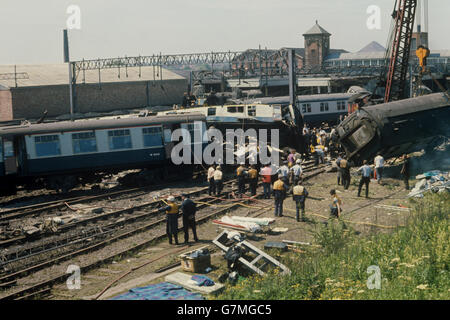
[3, 138, 17, 175]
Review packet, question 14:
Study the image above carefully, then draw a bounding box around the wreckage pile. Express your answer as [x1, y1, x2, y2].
[408, 171, 450, 198]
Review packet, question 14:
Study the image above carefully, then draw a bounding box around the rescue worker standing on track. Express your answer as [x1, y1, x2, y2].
[207, 165, 216, 196]
[329, 189, 342, 218]
[340, 157, 351, 190]
[293, 180, 309, 222]
[248, 165, 258, 196]
[180, 194, 198, 244]
[273, 174, 288, 217]
[336, 154, 343, 186]
[277, 161, 290, 184]
[260, 163, 272, 199]
[400, 154, 410, 190]
[374, 153, 384, 185]
[357, 160, 372, 198]
[214, 166, 223, 196]
[159, 196, 180, 245]
[236, 164, 247, 198]
[290, 159, 303, 187]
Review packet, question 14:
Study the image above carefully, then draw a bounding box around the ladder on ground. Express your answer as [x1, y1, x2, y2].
[212, 230, 291, 276]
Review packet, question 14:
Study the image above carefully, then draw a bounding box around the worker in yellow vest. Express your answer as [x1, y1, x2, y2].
[273, 174, 288, 217]
[248, 165, 258, 196]
[159, 196, 180, 245]
[236, 164, 247, 198]
[293, 180, 309, 222]
[311, 144, 319, 166]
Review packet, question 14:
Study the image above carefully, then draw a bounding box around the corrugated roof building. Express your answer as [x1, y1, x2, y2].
[0, 64, 187, 121]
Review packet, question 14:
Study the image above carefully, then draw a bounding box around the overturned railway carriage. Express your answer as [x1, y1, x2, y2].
[0, 114, 207, 193]
[333, 93, 450, 165]
[159, 103, 303, 151]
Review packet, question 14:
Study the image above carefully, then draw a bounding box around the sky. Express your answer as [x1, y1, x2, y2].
[0, 0, 449, 65]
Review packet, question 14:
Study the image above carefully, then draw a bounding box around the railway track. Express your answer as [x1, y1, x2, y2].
[0, 170, 207, 222]
[0, 162, 327, 300]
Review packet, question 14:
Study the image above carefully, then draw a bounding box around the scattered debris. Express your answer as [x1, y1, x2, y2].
[165, 272, 224, 295]
[212, 216, 274, 233]
[408, 171, 450, 198]
[179, 247, 211, 273]
[271, 227, 289, 233]
[213, 230, 291, 276]
[110, 282, 204, 300]
[282, 240, 312, 246]
[264, 241, 288, 252]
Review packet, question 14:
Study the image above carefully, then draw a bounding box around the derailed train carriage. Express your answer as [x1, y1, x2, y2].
[333, 93, 450, 165]
[0, 113, 207, 194]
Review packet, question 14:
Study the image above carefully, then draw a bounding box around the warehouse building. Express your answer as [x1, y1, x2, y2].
[0, 64, 187, 121]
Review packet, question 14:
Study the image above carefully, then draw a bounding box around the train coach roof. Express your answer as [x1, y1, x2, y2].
[362, 93, 450, 118]
[0, 113, 205, 137]
[247, 93, 352, 105]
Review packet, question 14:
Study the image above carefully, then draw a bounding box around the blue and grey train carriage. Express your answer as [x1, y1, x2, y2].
[0, 113, 207, 193]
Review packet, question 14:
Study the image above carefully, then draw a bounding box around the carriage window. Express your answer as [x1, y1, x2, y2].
[72, 132, 97, 154]
[0, 141, 2, 160]
[35, 135, 61, 157]
[248, 106, 256, 116]
[185, 123, 203, 142]
[3, 140, 14, 157]
[207, 108, 216, 116]
[142, 127, 163, 147]
[337, 101, 346, 111]
[302, 103, 311, 113]
[320, 102, 329, 112]
[108, 129, 132, 150]
[227, 106, 244, 113]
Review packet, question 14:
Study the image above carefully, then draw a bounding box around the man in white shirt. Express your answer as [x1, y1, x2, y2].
[374, 154, 384, 184]
[207, 165, 216, 195]
[213, 166, 223, 196]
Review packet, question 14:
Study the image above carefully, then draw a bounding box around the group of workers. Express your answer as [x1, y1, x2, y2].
[159, 194, 199, 245]
[335, 152, 412, 200]
[160, 124, 413, 244]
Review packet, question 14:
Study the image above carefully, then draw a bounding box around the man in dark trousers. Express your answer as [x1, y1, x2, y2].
[273, 174, 288, 217]
[293, 180, 309, 222]
[236, 164, 247, 198]
[336, 154, 343, 185]
[248, 165, 258, 196]
[400, 154, 410, 190]
[180, 194, 199, 244]
[357, 160, 372, 198]
[340, 157, 351, 190]
[159, 196, 180, 245]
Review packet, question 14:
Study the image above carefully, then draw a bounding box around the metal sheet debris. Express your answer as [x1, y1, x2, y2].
[408, 171, 450, 198]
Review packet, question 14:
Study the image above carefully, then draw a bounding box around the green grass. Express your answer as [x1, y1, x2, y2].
[215, 193, 450, 300]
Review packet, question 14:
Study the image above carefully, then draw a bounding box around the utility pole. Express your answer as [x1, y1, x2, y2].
[63, 29, 74, 121]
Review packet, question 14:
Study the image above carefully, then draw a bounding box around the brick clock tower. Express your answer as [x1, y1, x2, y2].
[303, 21, 331, 67]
